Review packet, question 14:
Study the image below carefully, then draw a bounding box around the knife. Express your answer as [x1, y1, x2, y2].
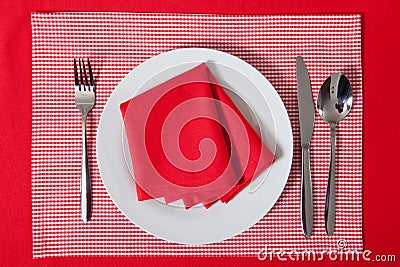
[296, 56, 315, 238]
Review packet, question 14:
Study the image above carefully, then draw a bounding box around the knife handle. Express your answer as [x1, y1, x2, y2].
[301, 146, 313, 237]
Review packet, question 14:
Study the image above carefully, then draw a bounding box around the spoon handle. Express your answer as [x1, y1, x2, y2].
[301, 146, 313, 237]
[325, 124, 336, 236]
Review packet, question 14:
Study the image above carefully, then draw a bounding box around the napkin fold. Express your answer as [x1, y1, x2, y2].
[120, 63, 274, 209]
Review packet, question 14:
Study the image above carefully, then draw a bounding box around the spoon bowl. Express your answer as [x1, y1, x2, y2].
[316, 73, 352, 236]
[317, 73, 353, 124]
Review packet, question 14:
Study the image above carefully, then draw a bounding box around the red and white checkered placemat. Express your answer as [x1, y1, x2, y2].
[31, 12, 362, 258]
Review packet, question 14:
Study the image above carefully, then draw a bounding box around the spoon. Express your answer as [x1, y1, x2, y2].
[316, 73, 353, 236]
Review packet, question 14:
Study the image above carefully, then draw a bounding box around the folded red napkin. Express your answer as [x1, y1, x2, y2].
[120, 63, 274, 209]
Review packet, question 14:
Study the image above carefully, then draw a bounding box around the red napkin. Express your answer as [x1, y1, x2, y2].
[120, 63, 274, 209]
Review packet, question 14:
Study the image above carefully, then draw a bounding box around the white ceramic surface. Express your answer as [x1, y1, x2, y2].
[97, 48, 293, 244]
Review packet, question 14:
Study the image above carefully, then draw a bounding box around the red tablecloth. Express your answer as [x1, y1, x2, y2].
[1, 0, 399, 266]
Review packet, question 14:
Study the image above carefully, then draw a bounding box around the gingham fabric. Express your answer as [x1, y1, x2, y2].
[31, 12, 362, 258]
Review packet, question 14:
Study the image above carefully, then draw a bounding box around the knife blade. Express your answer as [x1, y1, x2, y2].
[296, 56, 314, 238]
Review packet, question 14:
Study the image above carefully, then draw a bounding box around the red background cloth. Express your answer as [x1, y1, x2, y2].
[1, 0, 399, 266]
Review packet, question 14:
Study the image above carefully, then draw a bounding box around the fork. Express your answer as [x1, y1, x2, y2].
[74, 58, 95, 222]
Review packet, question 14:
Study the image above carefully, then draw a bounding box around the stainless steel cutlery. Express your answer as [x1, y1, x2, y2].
[74, 58, 95, 222]
[317, 73, 353, 236]
[296, 57, 353, 237]
[296, 56, 315, 238]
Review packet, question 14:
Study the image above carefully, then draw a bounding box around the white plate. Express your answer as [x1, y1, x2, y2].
[97, 48, 293, 244]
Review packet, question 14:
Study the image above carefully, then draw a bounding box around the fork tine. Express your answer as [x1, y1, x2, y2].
[87, 58, 94, 87]
[74, 59, 80, 90]
[81, 59, 89, 89]
[78, 59, 84, 90]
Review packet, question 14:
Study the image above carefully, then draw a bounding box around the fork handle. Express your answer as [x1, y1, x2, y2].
[80, 115, 92, 222]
